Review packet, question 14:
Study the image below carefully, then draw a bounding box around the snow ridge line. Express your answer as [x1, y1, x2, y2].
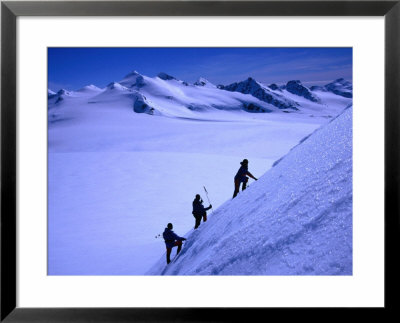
[272, 104, 352, 168]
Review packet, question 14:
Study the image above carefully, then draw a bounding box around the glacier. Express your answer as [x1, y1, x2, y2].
[48, 70, 352, 275]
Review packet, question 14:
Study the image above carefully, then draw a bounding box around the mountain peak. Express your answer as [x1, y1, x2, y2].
[268, 83, 280, 91]
[324, 78, 352, 98]
[119, 70, 145, 88]
[194, 77, 215, 87]
[326, 78, 352, 87]
[223, 77, 299, 110]
[124, 70, 141, 77]
[106, 82, 127, 90]
[157, 72, 177, 81]
[286, 80, 320, 103]
[245, 77, 265, 88]
[77, 84, 102, 92]
[245, 77, 258, 84]
[334, 77, 345, 83]
[57, 89, 72, 96]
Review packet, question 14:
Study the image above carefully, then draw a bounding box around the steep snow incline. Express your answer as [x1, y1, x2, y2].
[149, 106, 352, 275]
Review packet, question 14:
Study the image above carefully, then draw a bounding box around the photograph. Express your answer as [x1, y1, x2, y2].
[3, 0, 398, 319]
[47, 47, 353, 276]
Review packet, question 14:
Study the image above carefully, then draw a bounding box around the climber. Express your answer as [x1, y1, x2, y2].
[233, 159, 258, 198]
[162, 223, 186, 264]
[192, 194, 212, 229]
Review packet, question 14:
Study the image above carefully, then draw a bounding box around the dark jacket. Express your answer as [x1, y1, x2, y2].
[235, 165, 249, 181]
[235, 164, 257, 182]
[192, 199, 211, 215]
[163, 228, 184, 248]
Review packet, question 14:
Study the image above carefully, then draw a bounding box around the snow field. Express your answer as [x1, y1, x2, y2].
[48, 151, 269, 274]
[48, 111, 321, 274]
[48, 72, 352, 275]
[149, 107, 352, 275]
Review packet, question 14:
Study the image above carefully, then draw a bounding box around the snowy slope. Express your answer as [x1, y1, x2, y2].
[48, 71, 352, 275]
[148, 106, 353, 275]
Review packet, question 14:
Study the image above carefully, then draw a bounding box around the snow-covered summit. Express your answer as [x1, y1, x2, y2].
[310, 78, 352, 98]
[157, 72, 177, 81]
[119, 70, 145, 88]
[324, 78, 352, 98]
[48, 88, 77, 105]
[121, 70, 141, 80]
[106, 82, 129, 91]
[77, 84, 102, 93]
[86, 82, 134, 104]
[286, 80, 321, 103]
[57, 89, 73, 96]
[222, 77, 300, 110]
[148, 106, 353, 275]
[268, 83, 280, 91]
[328, 78, 351, 87]
[194, 77, 216, 88]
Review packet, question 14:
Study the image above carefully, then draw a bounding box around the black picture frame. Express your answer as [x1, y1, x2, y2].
[1, 1, 399, 321]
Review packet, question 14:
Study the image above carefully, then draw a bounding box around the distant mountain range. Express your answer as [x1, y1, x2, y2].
[48, 70, 352, 118]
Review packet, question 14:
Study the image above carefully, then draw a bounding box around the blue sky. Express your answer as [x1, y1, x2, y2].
[48, 48, 352, 91]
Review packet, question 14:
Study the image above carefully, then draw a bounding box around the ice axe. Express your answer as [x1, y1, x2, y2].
[203, 186, 213, 213]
